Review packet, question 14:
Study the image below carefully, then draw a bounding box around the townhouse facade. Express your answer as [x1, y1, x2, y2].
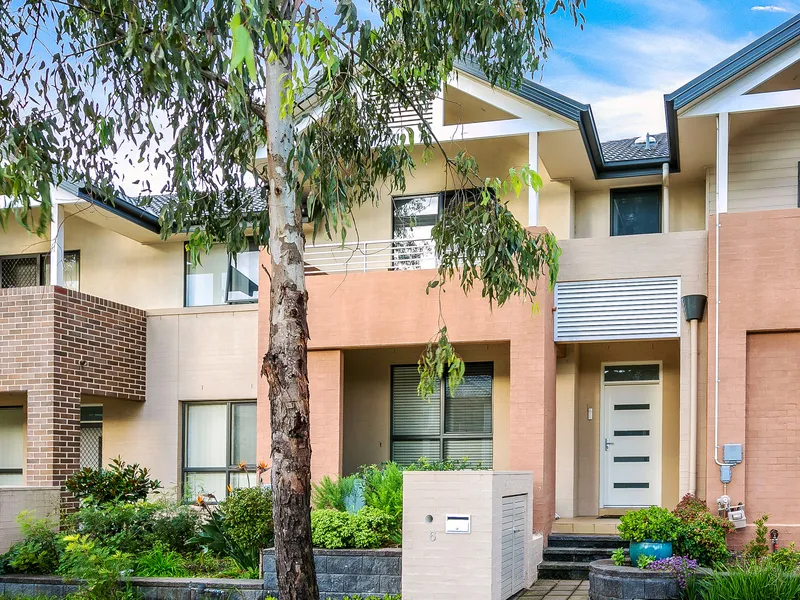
[2, 13, 800, 544]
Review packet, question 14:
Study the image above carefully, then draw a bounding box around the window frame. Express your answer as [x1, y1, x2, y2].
[181, 400, 257, 501]
[389, 362, 494, 466]
[0, 405, 24, 483]
[183, 242, 259, 307]
[0, 250, 80, 289]
[609, 185, 663, 237]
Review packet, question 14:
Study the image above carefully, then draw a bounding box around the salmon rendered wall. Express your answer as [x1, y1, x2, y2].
[708, 208, 800, 544]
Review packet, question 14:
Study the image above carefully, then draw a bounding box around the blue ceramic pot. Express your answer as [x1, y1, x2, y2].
[629, 540, 673, 564]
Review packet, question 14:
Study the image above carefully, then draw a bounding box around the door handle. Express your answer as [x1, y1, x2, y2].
[605, 438, 614, 451]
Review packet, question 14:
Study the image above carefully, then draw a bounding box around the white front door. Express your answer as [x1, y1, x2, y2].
[600, 364, 662, 508]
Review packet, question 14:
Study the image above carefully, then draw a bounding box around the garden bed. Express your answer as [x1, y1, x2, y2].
[589, 560, 681, 600]
[263, 548, 401, 600]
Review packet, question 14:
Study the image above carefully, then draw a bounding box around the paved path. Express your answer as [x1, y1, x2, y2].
[520, 579, 589, 599]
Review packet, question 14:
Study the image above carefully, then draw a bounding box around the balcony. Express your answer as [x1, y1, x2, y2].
[305, 238, 437, 275]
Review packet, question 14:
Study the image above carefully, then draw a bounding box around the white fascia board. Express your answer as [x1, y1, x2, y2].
[683, 39, 800, 117]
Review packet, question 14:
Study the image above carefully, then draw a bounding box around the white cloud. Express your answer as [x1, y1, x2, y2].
[751, 5, 790, 12]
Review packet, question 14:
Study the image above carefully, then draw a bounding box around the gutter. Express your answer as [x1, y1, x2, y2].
[73, 188, 163, 234]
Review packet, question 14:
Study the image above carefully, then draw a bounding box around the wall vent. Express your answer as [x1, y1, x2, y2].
[554, 277, 681, 342]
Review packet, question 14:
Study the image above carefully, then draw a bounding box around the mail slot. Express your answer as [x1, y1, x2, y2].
[445, 514, 471, 534]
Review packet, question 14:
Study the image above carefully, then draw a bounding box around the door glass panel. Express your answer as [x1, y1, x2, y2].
[186, 245, 229, 306]
[228, 250, 259, 303]
[603, 364, 659, 382]
[185, 404, 227, 467]
[392, 196, 438, 270]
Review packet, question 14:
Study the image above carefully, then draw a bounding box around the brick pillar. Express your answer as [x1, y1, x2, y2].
[25, 387, 80, 501]
[309, 350, 345, 481]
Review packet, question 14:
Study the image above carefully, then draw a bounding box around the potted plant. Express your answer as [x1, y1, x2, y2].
[618, 506, 680, 565]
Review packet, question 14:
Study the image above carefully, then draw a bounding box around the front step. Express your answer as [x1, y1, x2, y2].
[538, 535, 629, 581]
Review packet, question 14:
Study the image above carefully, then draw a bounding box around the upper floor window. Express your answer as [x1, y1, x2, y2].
[610, 186, 662, 237]
[0, 251, 79, 290]
[185, 242, 259, 307]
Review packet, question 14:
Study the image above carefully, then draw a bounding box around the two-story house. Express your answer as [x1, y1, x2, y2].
[3, 11, 800, 553]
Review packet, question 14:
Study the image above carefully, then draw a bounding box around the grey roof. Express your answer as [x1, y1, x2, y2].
[133, 188, 267, 218]
[601, 133, 670, 163]
[666, 12, 800, 110]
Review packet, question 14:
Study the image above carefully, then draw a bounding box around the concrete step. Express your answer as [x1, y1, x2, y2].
[547, 534, 628, 549]
[537, 560, 592, 581]
[542, 546, 619, 563]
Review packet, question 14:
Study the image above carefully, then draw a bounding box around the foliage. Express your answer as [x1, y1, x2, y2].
[690, 564, 800, 600]
[744, 514, 771, 564]
[767, 543, 800, 572]
[69, 499, 199, 554]
[672, 496, 733, 567]
[58, 534, 133, 600]
[637, 554, 656, 569]
[313, 475, 356, 511]
[646, 556, 698, 589]
[359, 463, 404, 543]
[2, 512, 62, 575]
[180, 552, 255, 579]
[618, 507, 681, 543]
[611, 547, 626, 567]
[220, 486, 274, 551]
[65, 457, 161, 505]
[190, 502, 259, 573]
[310, 508, 395, 550]
[403, 457, 474, 471]
[134, 543, 189, 577]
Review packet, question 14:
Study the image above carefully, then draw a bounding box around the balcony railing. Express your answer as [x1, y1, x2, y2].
[304, 238, 437, 275]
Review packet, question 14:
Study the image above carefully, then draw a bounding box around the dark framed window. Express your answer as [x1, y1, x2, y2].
[0, 251, 80, 290]
[391, 189, 486, 270]
[184, 241, 259, 307]
[391, 362, 493, 468]
[0, 406, 24, 486]
[80, 406, 103, 470]
[610, 186, 662, 237]
[182, 401, 257, 500]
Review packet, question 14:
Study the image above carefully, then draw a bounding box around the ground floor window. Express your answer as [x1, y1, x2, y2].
[0, 406, 24, 485]
[182, 401, 257, 500]
[80, 406, 103, 470]
[391, 362, 493, 468]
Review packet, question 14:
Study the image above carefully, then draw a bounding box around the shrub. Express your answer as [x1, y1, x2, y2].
[767, 543, 800, 572]
[618, 506, 680, 543]
[134, 543, 188, 577]
[359, 463, 403, 532]
[59, 533, 133, 600]
[693, 564, 800, 600]
[611, 547, 626, 567]
[65, 456, 161, 505]
[675, 511, 731, 566]
[220, 486, 274, 551]
[70, 499, 199, 554]
[4, 512, 63, 574]
[646, 556, 698, 589]
[744, 514, 771, 563]
[191, 501, 259, 572]
[312, 475, 356, 511]
[310, 507, 395, 549]
[673, 493, 712, 522]
[403, 457, 474, 471]
[637, 554, 656, 569]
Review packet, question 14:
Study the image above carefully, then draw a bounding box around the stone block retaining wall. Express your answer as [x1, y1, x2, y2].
[589, 560, 680, 600]
[263, 548, 401, 600]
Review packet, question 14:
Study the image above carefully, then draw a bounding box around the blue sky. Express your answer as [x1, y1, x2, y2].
[522, 0, 798, 139]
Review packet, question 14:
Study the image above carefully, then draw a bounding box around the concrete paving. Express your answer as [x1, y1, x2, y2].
[520, 579, 590, 599]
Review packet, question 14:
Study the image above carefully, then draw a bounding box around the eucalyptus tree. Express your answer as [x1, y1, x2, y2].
[1, 0, 583, 597]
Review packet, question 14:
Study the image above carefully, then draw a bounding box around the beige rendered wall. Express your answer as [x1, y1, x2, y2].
[0, 211, 184, 310]
[574, 182, 706, 239]
[555, 346, 579, 519]
[342, 343, 511, 475]
[539, 171, 573, 241]
[0, 487, 60, 553]
[574, 341, 681, 516]
[97, 305, 259, 494]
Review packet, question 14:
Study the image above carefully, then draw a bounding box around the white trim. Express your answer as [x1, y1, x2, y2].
[716, 113, 729, 215]
[431, 118, 539, 141]
[528, 132, 539, 226]
[431, 83, 445, 128]
[599, 361, 663, 509]
[683, 40, 800, 117]
[49, 194, 65, 286]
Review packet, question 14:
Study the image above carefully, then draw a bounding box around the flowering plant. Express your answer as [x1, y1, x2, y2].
[646, 555, 699, 589]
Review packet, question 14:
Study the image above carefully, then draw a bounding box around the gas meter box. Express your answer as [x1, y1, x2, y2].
[729, 508, 747, 529]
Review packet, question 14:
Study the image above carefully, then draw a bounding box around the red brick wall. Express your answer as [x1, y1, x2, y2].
[0, 286, 146, 489]
[707, 209, 800, 544]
